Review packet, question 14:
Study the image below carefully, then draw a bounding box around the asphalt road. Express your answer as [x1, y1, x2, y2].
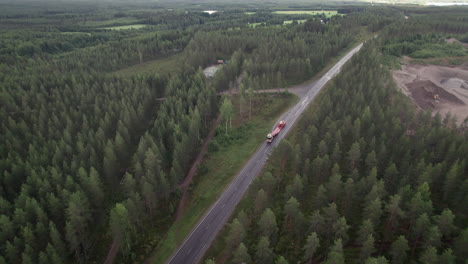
[166, 43, 363, 264]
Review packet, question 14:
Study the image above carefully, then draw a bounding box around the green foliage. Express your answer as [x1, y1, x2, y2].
[210, 12, 467, 262]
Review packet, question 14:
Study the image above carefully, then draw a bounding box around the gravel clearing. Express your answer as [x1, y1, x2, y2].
[393, 63, 468, 124]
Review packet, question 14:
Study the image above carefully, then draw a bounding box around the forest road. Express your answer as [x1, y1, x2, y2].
[166, 42, 363, 264]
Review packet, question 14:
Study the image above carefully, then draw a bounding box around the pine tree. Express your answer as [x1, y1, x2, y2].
[360, 234, 375, 261]
[423, 225, 442, 249]
[109, 203, 134, 256]
[356, 219, 374, 245]
[308, 210, 325, 237]
[65, 191, 91, 259]
[347, 142, 361, 171]
[254, 189, 268, 216]
[255, 236, 274, 264]
[232, 243, 251, 264]
[363, 198, 382, 226]
[258, 208, 278, 240]
[275, 255, 289, 264]
[390, 235, 409, 264]
[454, 228, 467, 263]
[419, 246, 438, 264]
[326, 238, 344, 264]
[225, 218, 246, 251]
[303, 232, 320, 262]
[439, 248, 455, 264]
[332, 217, 350, 243]
[433, 208, 456, 238]
[365, 256, 389, 264]
[205, 258, 216, 264]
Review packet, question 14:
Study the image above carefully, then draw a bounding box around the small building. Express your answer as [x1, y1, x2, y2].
[217, 60, 224, 64]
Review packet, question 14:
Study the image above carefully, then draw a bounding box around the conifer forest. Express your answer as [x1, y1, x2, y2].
[0, 1, 467, 264]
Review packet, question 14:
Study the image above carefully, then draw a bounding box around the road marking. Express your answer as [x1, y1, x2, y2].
[186, 248, 192, 255]
[221, 203, 226, 208]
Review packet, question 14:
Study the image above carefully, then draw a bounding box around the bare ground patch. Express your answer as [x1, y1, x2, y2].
[393, 63, 468, 124]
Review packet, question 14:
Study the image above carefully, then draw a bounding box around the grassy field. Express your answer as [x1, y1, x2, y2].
[248, 19, 307, 28]
[283, 19, 307, 24]
[113, 52, 183, 78]
[101, 24, 147, 30]
[83, 17, 143, 27]
[61, 31, 92, 36]
[274, 10, 341, 17]
[149, 93, 298, 264]
[247, 22, 263, 28]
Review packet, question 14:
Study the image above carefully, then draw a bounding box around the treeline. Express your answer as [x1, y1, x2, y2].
[213, 40, 467, 263]
[382, 8, 468, 58]
[185, 14, 359, 91]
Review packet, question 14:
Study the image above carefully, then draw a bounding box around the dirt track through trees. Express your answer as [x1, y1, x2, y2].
[175, 114, 222, 221]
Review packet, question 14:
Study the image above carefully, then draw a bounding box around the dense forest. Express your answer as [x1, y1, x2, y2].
[207, 8, 468, 264]
[0, 2, 400, 263]
[2, 1, 466, 263]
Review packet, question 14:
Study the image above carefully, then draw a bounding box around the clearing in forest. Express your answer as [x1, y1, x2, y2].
[101, 24, 147, 30]
[274, 10, 340, 17]
[393, 62, 468, 124]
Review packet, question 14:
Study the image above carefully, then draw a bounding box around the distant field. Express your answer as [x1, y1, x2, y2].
[283, 19, 307, 24]
[247, 22, 262, 28]
[245, 12, 255, 15]
[84, 17, 143, 27]
[248, 20, 307, 28]
[101, 24, 147, 30]
[61, 32, 91, 36]
[274, 10, 341, 17]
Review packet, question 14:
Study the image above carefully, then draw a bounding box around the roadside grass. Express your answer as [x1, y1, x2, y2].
[274, 10, 342, 17]
[100, 24, 147, 30]
[149, 92, 298, 264]
[113, 52, 183, 78]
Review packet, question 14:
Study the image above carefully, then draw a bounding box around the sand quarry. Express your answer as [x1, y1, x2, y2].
[393, 62, 468, 125]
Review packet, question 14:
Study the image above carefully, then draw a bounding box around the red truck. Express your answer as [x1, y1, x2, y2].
[266, 121, 286, 143]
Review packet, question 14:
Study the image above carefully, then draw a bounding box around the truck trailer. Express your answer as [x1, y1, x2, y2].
[266, 121, 286, 143]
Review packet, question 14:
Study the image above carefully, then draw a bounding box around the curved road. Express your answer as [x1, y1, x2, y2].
[166, 43, 363, 264]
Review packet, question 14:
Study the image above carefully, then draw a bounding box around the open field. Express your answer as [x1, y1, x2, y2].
[283, 19, 307, 24]
[148, 93, 298, 264]
[274, 10, 341, 17]
[248, 19, 307, 28]
[83, 17, 143, 27]
[101, 24, 147, 30]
